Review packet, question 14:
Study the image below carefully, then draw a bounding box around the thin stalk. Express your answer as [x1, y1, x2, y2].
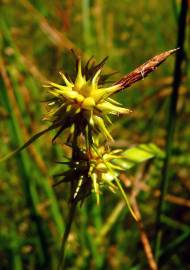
[57, 130, 79, 269]
[57, 202, 77, 270]
[154, 0, 188, 261]
[114, 176, 137, 221]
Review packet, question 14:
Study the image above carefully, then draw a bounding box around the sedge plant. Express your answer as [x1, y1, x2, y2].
[1, 48, 178, 269]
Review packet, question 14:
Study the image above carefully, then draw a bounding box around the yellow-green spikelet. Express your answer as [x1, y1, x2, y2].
[44, 58, 130, 142]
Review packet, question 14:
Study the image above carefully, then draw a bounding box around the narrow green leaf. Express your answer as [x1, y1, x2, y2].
[0, 125, 56, 162]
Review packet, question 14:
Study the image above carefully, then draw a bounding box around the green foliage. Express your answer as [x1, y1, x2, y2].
[115, 143, 164, 170]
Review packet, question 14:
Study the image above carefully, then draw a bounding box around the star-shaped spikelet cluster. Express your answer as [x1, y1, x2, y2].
[54, 145, 129, 205]
[44, 56, 130, 143]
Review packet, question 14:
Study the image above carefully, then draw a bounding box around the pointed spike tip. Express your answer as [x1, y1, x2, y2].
[168, 47, 180, 54]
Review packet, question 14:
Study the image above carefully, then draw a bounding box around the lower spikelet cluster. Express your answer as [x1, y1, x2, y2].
[54, 145, 129, 204]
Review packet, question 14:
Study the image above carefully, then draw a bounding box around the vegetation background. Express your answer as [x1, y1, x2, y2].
[0, 0, 189, 269]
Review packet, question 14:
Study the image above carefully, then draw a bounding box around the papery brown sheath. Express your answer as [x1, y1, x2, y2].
[115, 48, 179, 91]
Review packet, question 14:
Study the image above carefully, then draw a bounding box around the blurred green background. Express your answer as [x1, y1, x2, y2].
[0, 0, 189, 269]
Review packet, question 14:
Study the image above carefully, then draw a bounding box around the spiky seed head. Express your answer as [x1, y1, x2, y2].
[44, 56, 130, 143]
[55, 145, 130, 204]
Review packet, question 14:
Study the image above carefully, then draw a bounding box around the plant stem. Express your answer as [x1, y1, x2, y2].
[58, 130, 80, 270]
[154, 0, 188, 262]
[57, 202, 77, 270]
[114, 176, 137, 221]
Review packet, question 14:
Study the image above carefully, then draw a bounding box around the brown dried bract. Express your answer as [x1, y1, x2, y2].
[116, 48, 179, 90]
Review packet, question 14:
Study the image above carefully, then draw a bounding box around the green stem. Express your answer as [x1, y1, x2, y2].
[114, 177, 137, 221]
[154, 0, 188, 261]
[58, 129, 80, 269]
[57, 202, 77, 270]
